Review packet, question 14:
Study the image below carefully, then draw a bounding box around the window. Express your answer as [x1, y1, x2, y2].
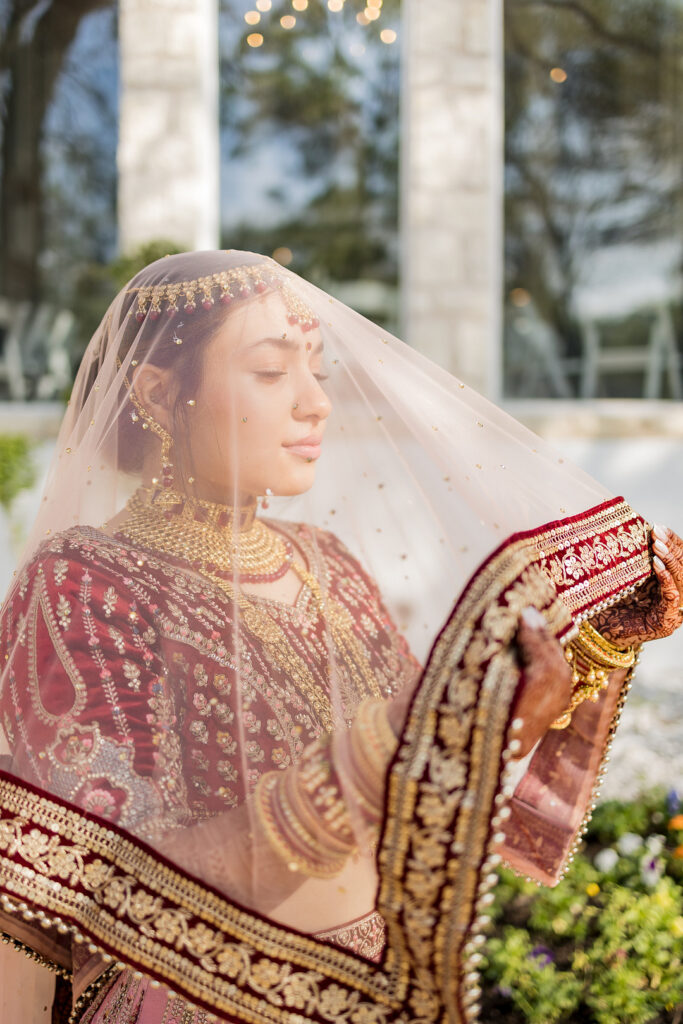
[503, 0, 682, 399]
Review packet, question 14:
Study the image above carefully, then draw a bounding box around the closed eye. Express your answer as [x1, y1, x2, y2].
[254, 370, 287, 380]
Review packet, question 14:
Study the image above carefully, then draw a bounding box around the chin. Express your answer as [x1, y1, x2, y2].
[272, 467, 318, 498]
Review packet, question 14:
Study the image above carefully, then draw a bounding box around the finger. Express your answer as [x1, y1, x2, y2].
[653, 525, 683, 571]
[653, 556, 680, 607]
[664, 528, 683, 574]
[653, 522, 670, 543]
[517, 607, 549, 664]
[652, 536, 683, 593]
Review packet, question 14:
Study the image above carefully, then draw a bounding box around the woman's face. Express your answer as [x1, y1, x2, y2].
[183, 289, 331, 503]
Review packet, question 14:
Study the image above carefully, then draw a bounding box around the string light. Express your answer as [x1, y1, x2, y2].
[550, 67, 567, 83]
[272, 246, 293, 265]
[244, 0, 398, 43]
[510, 288, 530, 307]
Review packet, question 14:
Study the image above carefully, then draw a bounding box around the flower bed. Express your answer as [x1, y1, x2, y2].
[482, 790, 683, 1023]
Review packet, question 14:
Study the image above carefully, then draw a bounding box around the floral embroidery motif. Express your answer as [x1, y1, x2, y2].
[56, 594, 71, 631]
[534, 500, 650, 617]
[103, 586, 118, 618]
[108, 625, 126, 655]
[122, 660, 141, 691]
[53, 560, 68, 587]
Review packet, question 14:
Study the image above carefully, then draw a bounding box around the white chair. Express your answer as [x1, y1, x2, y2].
[0, 299, 29, 400]
[578, 304, 681, 400]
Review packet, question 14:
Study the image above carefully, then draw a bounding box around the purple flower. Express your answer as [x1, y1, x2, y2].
[529, 945, 555, 967]
[667, 789, 680, 815]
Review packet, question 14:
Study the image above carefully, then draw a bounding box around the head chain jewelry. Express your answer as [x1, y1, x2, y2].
[127, 262, 319, 331]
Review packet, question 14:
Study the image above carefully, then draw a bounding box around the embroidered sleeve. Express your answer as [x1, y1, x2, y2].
[308, 525, 423, 698]
[0, 544, 188, 841]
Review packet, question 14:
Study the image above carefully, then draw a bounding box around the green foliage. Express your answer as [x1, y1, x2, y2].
[107, 240, 186, 291]
[69, 240, 185, 365]
[482, 790, 683, 1023]
[0, 435, 35, 511]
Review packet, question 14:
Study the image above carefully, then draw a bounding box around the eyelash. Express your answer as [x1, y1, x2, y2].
[254, 370, 329, 383]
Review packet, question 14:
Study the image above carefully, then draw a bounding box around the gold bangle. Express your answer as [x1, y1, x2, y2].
[255, 768, 353, 877]
[550, 621, 639, 729]
[574, 621, 637, 669]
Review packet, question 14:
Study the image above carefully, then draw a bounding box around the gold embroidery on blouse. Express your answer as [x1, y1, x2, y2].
[26, 572, 87, 725]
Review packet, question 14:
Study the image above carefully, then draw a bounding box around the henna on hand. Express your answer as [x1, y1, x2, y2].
[510, 608, 573, 758]
[592, 525, 683, 647]
[655, 525, 683, 598]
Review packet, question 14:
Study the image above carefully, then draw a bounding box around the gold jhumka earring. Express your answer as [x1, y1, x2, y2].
[128, 387, 175, 488]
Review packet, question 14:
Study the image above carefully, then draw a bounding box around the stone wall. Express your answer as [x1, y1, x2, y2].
[401, 0, 502, 397]
[118, 0, 220, 253]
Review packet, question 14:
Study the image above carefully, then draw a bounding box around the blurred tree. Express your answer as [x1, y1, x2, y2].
[503, 0, 683, 397]
[220, 0, 400, 285]
[0, 0, 114, 302]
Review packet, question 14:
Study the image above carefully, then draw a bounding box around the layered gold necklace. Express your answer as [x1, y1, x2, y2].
[118, 487, 292, 583]
[118, 487, 382, 731]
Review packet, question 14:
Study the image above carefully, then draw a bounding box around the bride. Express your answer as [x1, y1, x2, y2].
[0, 250, 681, 1023]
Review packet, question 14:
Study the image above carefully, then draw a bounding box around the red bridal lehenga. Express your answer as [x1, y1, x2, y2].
[0, 252, 658, 1023]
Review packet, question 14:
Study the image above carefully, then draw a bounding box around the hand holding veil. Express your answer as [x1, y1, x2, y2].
[0, 250, 675, 1024]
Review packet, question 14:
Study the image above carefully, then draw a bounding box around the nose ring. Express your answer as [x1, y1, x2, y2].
[292, 402, 299, 410]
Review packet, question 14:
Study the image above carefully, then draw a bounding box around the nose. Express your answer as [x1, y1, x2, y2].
[294, 373, 332, 422]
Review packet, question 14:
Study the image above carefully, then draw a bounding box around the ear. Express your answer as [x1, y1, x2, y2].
[131, 364, 176, 432]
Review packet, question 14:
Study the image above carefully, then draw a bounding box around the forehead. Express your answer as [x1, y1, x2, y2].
[210, 289, 321, 354]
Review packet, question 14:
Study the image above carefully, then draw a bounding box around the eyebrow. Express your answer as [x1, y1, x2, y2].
[246, 336, 324, 355]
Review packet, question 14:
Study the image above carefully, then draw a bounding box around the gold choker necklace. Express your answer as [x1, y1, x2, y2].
[118, 488, 292, 583]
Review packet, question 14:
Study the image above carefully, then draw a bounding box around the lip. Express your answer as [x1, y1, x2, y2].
[283, 435, 323, 460]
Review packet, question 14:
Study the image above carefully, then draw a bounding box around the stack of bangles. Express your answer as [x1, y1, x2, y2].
[254, 699, 398, 877]
[550, 620, 639, 730]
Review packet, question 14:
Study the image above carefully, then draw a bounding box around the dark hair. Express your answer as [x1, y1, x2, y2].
[115, 298, 234, 475]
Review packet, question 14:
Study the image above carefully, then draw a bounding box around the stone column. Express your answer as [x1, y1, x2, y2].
[118, 0, 220, 253]
[400, 0, 503, 398]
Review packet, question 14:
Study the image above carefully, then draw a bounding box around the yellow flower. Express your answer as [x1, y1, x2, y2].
[671, 917, 683, 938]
[653, 888, 674, 910]
[585, 882, 600, 897]
[669, 815, 683, 830]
